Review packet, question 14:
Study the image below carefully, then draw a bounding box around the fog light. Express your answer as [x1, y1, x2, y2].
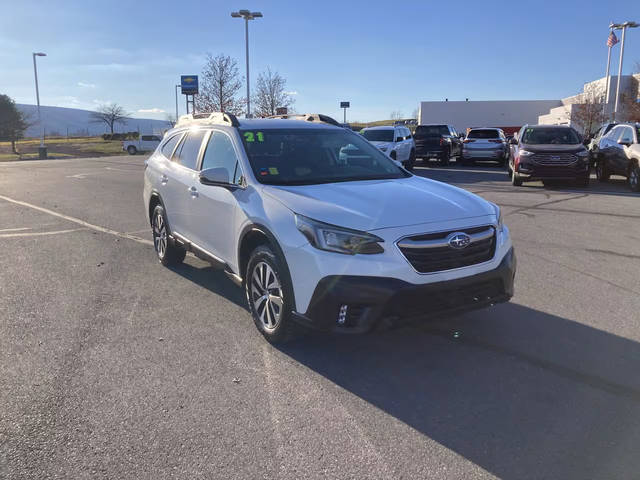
[337, 304, 348, 325]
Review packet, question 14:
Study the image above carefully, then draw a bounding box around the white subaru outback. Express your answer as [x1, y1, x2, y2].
[143, 112, 516, 343]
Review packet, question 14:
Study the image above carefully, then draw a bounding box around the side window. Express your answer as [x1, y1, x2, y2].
[161, 134, 183, 158]
[201, 131, 242, 184]
[173, 130, 206, 170]
[141, 135, 153, 141]
[619, 127, 634, 144]
[405, 128, 412, 139]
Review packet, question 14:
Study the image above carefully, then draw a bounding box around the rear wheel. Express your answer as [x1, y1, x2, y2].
[439, 148, 450, 166]
[596, 160, 610, 182]
[127, 145, 137, 155]
[405, 150, 416, 171]
[629, 161, 640, 192]
[151, 205, 186, 266]
[511, 169, 523, 186]
[245, 245, 298, 344]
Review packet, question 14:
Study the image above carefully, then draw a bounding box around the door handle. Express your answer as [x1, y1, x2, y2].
[160, 174, 168, 184]
[188, 186, 198, 198]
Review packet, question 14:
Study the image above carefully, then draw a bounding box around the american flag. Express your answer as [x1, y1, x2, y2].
[607, 31, 619, 47]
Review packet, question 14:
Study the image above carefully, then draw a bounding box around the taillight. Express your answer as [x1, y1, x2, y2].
[489, 139, 503, 144]
[440, 138, 444, 146]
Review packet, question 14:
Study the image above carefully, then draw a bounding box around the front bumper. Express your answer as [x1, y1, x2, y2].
[292, 247, 516, 333]
[517, 160, 589, 180]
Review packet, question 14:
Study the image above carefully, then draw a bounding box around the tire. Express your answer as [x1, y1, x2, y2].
[629, 161, 640, 192]
[439, 148, 450, 166]
[405, 150, 416, 171]
[127, 145, 137, 155]
[596, 160, 610, 182]
[511, 169, 523, 186]
[245, 245, 298, 344]
[575, 173, 590, 188]
[151, 204, 186, 266]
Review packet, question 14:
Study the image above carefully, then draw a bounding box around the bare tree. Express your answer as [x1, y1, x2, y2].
[0, 94, 29, 153]
[165, 113, 177, 127]
[573, 83, 605, 137]
[90, 103, 129, 135]
[620, 93, 640, 122]
[411, 108, 419, 120]
[253, 68, 295, 117]
[195, 54, 244, 115]
[390, 110, 403, 121]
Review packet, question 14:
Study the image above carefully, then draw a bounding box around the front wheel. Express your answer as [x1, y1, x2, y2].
[596, 160, 610, 182]
[127, 145, 137, 155]
[151, 205, 186, 266]
[629, 162, 640, 192]
[439, 148, 450, 166]
[245, 245, 299, 344]
[575, 173, 590, 188]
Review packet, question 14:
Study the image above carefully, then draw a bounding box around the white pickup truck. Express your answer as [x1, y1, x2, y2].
[122, 135, 162, 155]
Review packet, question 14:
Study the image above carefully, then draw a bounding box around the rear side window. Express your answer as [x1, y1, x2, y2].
[201, 131, 242, 184]
[619, 127, 634, 144]
[173, 130, 206, 170]
[161, 134, 182, 158]
[468, 129, 500, 139]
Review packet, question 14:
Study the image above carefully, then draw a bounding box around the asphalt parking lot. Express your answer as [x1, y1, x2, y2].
[1, 155, 639, 479]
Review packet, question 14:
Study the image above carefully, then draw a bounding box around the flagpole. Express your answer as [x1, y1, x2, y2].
[603, 24, 613, 121]
[613, 24, 627, 122]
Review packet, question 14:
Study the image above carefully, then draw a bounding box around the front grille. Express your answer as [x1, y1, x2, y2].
[397, 226, 496, 273]
[530, 152, 577, 165]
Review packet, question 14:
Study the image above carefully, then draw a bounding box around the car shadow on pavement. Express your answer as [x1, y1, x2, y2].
[277, 303, 640, 479]
[168, 260, 249, 311]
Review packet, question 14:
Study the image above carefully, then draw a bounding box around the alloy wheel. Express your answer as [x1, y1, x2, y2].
[631, 166, 639, 190]
[250, 261, 284, 331]
[153, 212, 167, 259]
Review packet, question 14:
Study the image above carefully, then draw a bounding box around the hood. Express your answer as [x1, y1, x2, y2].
[369, 141, 391, 149]
[262, 176, 495, 232]
[521, 143, 586, 154]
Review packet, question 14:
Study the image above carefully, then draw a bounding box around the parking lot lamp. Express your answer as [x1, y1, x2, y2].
[231, 10, 263, 118]
[32, 52, 47, 158]
[611, 21, 638, 121]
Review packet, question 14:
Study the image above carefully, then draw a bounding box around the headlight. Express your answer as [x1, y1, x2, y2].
[519, 149, 534, 156]
[295, 214, 384, 255]
[492, 204, 503, 232]
[576, 150, 589, 157]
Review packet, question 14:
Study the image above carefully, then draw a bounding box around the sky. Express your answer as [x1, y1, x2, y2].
[1, 0, 639, 122]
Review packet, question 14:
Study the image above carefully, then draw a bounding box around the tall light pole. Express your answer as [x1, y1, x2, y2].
[611, 21, 638, 121]
[231, 9, 262, 118]
[175, 84, 180, 123]
[32, 52, 47, 158]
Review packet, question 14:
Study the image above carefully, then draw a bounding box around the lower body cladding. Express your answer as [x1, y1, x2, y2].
[516, 160, 589, 181]
[292, 248, 516, 333]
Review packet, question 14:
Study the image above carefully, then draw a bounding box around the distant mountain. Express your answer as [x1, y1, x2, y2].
[17, 104, 171, 138]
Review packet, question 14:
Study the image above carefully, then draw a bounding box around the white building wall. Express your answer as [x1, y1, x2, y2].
[418, 100, 562, 132]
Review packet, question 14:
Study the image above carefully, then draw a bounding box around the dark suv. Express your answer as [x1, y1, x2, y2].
[413, 124, 462, 166]
[508, 125, 590, 187]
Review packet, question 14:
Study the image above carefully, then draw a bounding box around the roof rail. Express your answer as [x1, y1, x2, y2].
[175, 112, 240, 128]
[266, 113, 341, 127]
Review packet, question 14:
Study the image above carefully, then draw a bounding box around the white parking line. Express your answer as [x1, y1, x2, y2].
[0, 228, 84, 238]
[0, 194, 153, 246]
[0, 227, 32, 233]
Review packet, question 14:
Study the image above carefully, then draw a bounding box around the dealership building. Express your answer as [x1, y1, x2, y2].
[417, 74, 639, 134]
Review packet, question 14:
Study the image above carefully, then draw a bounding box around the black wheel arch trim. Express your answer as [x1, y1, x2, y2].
[237, 222, 297, 309]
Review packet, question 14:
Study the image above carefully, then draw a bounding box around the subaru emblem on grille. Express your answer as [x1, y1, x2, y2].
[448, 232, 471, 249]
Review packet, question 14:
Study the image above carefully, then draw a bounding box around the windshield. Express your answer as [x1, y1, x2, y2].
[415, 125, 449, 136]
[239, 128, 407, 185]
[362, 129, 394, 142]
[468, 129, 500, 139]
[521, 127, 581, 145]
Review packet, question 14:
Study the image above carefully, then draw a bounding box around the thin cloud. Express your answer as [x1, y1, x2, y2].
[284, 91, 298, 95]
[138, 108, 165, 114]
[77, 81, 96, 88]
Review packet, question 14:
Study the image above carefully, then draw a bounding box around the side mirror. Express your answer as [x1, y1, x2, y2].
[617, 139, 631, 147]
[199, 167, 236, 188]
[395, 137, 403, 142]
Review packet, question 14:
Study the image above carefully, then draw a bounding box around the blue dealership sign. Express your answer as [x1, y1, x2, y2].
[181, 75, 199, 95]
